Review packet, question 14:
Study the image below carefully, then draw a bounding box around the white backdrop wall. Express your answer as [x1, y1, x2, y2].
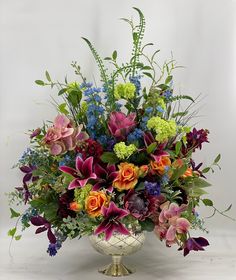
[1, 0, 236, 238]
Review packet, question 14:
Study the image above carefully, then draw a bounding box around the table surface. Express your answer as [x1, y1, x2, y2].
[0, 230, 235, 280]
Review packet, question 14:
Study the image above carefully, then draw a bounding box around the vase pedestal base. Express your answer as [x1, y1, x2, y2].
[99, 255, 135, 277]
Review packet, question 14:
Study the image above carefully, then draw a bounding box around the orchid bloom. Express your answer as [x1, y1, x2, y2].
[92, 164, 118, 193]
[155, 202, 190, 244]
[59, 156, 97, 189]
[30, 216, 56, 244]
[94, 201, 130, 241]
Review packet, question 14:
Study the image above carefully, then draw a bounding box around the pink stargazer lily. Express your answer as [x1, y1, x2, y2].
[92, 164, 118, 192]
[108, 112, 136, 140]
[94, 201, 130, 241]
[59, 156, 97, 189]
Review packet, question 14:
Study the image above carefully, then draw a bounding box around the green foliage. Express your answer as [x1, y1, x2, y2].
[10, 208, 21, 218]
[140, 218, 155, 232]
[101, 152, 119, 164]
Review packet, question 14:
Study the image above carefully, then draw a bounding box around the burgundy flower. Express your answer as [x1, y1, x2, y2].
[57, 190, 76, 218]
[20, 165, 38, 184]
[182, 128, 209, 155]
[30, 216, 56, 244]
[15, 184, 32, 204]
[179, 237, 210, 256]
[94, 201, 130, 241]
[190, 159, 206, 178]
[59, 156, 97, 189]
[108, 112, 136, 140]
[77, 139, 103, 163]
[92, 164, 118, 192]
[30, 128, 41, 139]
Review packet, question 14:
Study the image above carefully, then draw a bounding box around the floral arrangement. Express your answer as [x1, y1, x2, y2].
[8, 8, 230, 258]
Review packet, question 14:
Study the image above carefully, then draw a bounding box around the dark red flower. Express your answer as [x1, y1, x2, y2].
[57, 190, 76, 218]
[77, 139, 103, 163]
[179, 237, 210, 256]
[30, 216, 56, 244]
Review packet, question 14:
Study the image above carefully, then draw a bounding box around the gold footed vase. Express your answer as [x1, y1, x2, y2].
[89, 231, 146, 277]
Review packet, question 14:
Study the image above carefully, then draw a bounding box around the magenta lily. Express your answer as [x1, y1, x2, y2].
[92, 164, 118, 192]
[94, 201, 130, 241]
[59, 156, 97, 189]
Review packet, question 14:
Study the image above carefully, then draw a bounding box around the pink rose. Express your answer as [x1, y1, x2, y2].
[108, 112, 136, 140]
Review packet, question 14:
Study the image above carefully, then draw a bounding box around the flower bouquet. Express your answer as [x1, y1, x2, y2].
[8, 7, 230, 277]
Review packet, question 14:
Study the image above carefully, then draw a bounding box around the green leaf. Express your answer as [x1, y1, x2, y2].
[112, 50, 117, 60]
[35, 80, 45, 86]
[135, 182, 145, 191]
[191, 177, 211, 188]
[58, 103, 69, 115]
[142, 66, 152, 70]
[133, 32, 138, 42]
[58, 88, 67, 96]
[101, 152, 119, 164]
[147, 142, 157, 154]
[214, 154, 221, 164]
[45, 71, 51, 82]
[171, 164, 188, 181]
[8, 227, 16, 237]
[202, 199, 214, 207]
[172, 111, 188, 118]
[189, 188, 208, 197]
[202, 167, 211, 173]
[143, 72, 153, 79]
[140, 219, 155, 232]
[165, 75, 173, 84]
[15, 235, 22, 241]
[175, 141, 182, 156]
[10, 208, 21, 218]
[223, 204, 232, 213]
[104, 57, 112, 61]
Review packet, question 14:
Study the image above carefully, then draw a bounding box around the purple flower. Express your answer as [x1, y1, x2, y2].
[30, 128, 41, 139]
[59, 156, 97, 189]
[15, 184, 32, 204]
[92, 164, 118, 193]
[30, 216, 56, 244]
[124, 190, 150, 221]
[179, 237, 210, 256]
[47, 242, 62, 257]
[94, 201, 130, 241]
[183, 128, 209, 155]
[144, 181, 161, 196]
[20, 165, 38, 184]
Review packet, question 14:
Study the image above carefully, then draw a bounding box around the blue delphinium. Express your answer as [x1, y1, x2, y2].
[129, 75, 141, 95]
[144, 181, 161, 196]
[127, 128, 144, 143]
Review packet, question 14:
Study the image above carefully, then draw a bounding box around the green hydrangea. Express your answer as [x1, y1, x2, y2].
[113, 142, 137, 159]
[74, 184, 92, 209]
[114, 83, 136, 100]
[147, 117, 177, 143]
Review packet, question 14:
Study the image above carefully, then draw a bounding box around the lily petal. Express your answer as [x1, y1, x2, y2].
[59, 166, 78, 177]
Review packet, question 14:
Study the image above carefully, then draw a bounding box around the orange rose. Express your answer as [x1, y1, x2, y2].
[139, 165, 149, 177]
[69, 201, 81, 212]
[151, 156, 171, 175]
[85, 191, 109, 218]
[113, 162, 139, 191]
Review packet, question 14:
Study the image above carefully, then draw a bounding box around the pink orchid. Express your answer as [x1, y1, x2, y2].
[94, 201, 130, 241]
[59, 156, 97, 189]
[108, 112, 136, 140]
[155, 202, 190, 244]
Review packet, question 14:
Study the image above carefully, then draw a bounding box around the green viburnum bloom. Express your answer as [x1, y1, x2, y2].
[114, 83, 136, 100]
[156, 97, 166, 111]
[74, 184, 92, 209]
[147, 116, 177, 143]
[113, 142, 137, 159]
